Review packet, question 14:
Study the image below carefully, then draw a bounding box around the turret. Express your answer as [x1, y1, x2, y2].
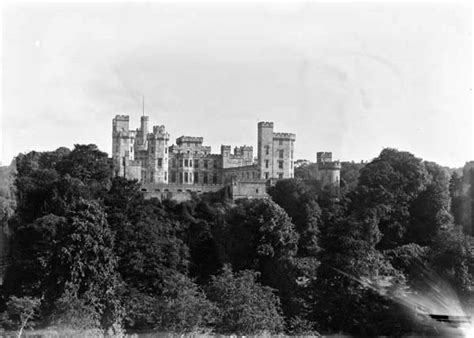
[140, 115, 149, 147]
[146, 125, 170, 183]
[316, 152, 341, 188]
[257, 122, 274, 179]
[112, 115, 135, 177]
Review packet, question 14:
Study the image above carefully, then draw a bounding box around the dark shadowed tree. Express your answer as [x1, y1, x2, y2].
[206, 265, 284, 335]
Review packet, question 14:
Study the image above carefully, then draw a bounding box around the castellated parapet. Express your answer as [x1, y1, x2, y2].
[112, 115, 337, 201]
[316, 152, 341, 188]
[176, 136, 204, 146]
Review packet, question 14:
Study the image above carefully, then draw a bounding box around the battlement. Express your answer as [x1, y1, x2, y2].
[317, 152, 333, 163]
[153, 125, 166, 133]
[273, 132, 296, 140]
[258, 122, 274, 128]
[176, 136, 204, 145]
[114, 115, 129, 121]
[203, 154, 222, 159]
[234, 145, 253, 151]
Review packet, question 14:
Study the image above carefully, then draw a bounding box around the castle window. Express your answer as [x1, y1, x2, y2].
[165, 148, 168, 153]
[184, 172, 188, 183]
[213, 161, 218, 169]
[278, 160, 283, 169]
[291, 150, 293, 159]
[184, 159, 189, 167]
[189, 159, 193, 167]
[204, 160, 208, 169]
[278, 173, 283, 179]
[194, 160, 199, 168]
[256, 188, 259, 193]
[171, 172, 176, 183]
[180, 172, 184, 183]
[265, 160, 269, 168]
[203, 174, 208, 184]
[213, 174, 218, 184]
[279, 150, 284, 158]
[279, 139, 283, 145]
[164, 172, 167, 181]
[265, 146, 270, 155]
[291, 161, 293, 169]
[158, 158, 163, 167]
[194, 172, 199, 183]
[265, 172, 269, 179]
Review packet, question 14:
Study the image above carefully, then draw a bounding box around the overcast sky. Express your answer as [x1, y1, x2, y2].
[1, 2, 472, 167]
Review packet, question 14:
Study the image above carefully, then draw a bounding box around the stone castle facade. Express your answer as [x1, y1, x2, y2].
[112, 115, 340, 200]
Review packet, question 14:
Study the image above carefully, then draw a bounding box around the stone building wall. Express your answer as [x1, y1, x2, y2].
[112, 115, 316, 200]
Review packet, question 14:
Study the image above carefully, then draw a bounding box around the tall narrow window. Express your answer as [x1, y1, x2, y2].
[164, 172, 167, 181]
[194, 172, 199, 183]
[203, 174, 208, 184]
[158, 158, 163, 167]
[184, 172, 188, 183]
[279, 150, 284, 158]
[184, 159, 189, 167]
[265, 172, 269, 179]
[265, 145, 269, 155]
[213, 174, 218, 184]
[194, 160, 199, 168]
[204, 160, 209, 169]
[278, 160, 283, 169]
[265, 160, 269, 168]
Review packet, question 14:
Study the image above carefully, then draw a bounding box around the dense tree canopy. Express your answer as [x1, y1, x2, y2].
[1, 145, 473, 336]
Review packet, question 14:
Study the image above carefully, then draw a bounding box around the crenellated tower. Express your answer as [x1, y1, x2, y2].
[257, 122, 274, 179]
[112, 115, 136, 177]
[316, 152, 341, 188]
[146, 125, 170, 183]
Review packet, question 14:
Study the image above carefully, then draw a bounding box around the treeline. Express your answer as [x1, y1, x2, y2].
[0, 145, 474, 336]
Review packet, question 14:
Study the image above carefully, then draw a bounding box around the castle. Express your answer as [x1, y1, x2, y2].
[112, 115, 340, 201]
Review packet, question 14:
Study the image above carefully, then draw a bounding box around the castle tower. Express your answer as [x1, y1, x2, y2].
[146, 125, 170, 183]
[257, 122, 274, 180]
[137, 115, 149, 150]
[221, 145, 232, 168]
[112, 115, 135, 177]
[316, 152, 341, 188]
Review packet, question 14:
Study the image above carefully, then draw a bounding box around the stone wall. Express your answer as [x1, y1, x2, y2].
[230, 180, 268, 200]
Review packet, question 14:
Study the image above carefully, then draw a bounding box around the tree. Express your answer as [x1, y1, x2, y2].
[0, 296, 41, 338]
[339, 161, 365, 192]
[312, 215, 413, 336]
[429, 226, 474, 295]
[2, 200, 122, 332]
[407, 162, 452, 245]
[351, 148, 429, 249]
[206, 265, 284, 335]
[268, 179, 321, 256]
[123, 273, 216, 333]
